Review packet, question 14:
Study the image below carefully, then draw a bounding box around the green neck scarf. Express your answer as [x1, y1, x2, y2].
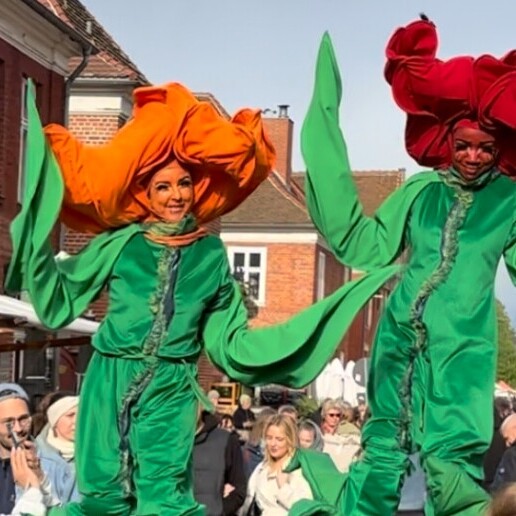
[440, 167, 500, 190]
[140, 214, 198, 237]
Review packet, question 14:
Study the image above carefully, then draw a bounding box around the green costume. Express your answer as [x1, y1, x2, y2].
[291, 35, 516, 516]
[8, 82, 405, 515]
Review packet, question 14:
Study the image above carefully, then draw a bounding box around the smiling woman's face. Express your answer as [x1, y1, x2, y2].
[451, 126, 498, 181]
[148, 161, 194, 222]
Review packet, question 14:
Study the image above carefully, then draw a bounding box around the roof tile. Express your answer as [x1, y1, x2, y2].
[36, 0, 148, 82]
[223, 170, 405, 227]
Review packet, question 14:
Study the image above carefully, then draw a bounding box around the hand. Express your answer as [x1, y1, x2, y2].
[223, 483, 235, 498]
[11, 447, 40, 489]
[243, 421, 253, 429]
[22, 441, 43, 480]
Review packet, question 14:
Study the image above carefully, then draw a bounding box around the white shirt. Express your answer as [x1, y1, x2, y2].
[241, 459, 313, 515]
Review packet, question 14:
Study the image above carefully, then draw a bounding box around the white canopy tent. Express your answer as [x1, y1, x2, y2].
[0, 295, 99, 335]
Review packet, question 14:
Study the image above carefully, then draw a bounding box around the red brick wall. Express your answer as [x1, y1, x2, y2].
[0, 38, 66, 290]
[262, 117, 293, 185]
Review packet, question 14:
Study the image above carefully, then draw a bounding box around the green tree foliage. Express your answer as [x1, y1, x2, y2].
[496, 300, 516, 386]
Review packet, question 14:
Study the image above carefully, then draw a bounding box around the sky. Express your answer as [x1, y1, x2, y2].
[82, 0, 516, 323]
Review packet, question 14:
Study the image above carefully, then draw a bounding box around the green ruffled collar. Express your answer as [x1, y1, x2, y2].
[439, 167, 500, 190]
[139, 213, 198, 237]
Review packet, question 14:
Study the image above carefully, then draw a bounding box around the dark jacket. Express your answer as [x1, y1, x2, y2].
[491, 445, 516, 492]
[193, 413, 246, 515]
[241, 442, 263, 481]
[232, 407, 255, 430]
[484, 408, 506, 489]
[0, 458, 15, 514]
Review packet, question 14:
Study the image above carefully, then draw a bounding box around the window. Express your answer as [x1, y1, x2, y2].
[227, 247, 267, 305]
[18, 78, 29, 203]
[316, 251, 326, 300]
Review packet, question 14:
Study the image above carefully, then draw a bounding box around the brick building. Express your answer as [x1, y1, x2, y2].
[220, 107, 405, 385]
[0, 0, 91, 385]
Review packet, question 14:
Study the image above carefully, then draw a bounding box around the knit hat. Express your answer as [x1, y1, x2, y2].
[0, 383, 29, 404]
[47, 396, 78, 429]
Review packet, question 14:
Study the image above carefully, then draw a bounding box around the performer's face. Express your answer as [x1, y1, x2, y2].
[451, 126, 498, 181]
[148, 162, 194, 222]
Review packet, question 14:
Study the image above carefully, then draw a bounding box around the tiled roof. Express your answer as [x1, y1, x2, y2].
[36, 0, 148, 83]
[292, 170, 405, 217]
[222, 169, 405, 228]
[223, 172, 311, 227]
[194, 93, 230, 119]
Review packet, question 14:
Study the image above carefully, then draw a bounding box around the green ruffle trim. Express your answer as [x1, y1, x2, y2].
[398, 177, 474, 450]
[118, 246, 179, 496]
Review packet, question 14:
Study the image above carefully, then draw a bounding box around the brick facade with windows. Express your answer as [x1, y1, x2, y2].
[0, 0, 86, 386]
[221, 109, 405, 387]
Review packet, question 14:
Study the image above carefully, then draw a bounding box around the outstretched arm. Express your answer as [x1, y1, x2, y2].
[202, 254, 398, 389]
[5, 82, 131, 329]
[302, 33, 431, 271]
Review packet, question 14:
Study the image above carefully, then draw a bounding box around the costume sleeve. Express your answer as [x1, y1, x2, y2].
[222, 432, 246, 515]
[302, 33, 431, 272]
[5, 82, 133, 330]
[504, 220, 516, 286]
[202, 255, 398, 388]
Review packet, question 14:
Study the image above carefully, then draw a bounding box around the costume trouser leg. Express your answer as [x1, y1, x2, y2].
[420, 336, 494, 516]
[342, 315, 494, 516]
[50, 353, 203, 516]
[342, 316, 412, 516]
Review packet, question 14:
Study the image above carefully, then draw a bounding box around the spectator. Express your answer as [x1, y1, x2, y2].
[7, 445, 58, 516]
[485, 404, 509, 489]
[298, 420, 324, 452]
[0, 383, 35, 514]
[278, 405, 298, 423]
[207, 390, 221, 413]
[488, 482, 516, 516]
[35, 392, 80, 503]
[355, 400, 369, 428]
[193, 409, 246, 516]
[320, 399, 360, 473]
[337, 401, 360, 437]
[492, 414, 516, 490]
[233, 395, 255, 430]
[242, 408, 276, 480]
[320, 399, 342, 436]
[220, 415, 235, 432]
[241, 415, 313, 514]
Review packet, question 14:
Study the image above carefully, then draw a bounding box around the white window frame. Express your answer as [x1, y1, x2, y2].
[316, 251, 326, 301]
[227, 246, 267, 306]
[18, 77, 29, 203]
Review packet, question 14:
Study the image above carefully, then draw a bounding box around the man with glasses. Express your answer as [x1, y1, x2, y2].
[0, 383, 33, 514]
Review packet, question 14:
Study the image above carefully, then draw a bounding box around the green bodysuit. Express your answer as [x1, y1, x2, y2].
[291, 35, 516, 516]
[8, 79, 410, 515]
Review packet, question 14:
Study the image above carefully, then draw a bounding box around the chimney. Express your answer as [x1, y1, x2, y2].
[262, 104, 293, 186]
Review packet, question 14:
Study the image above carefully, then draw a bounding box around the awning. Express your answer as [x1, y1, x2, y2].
[0, 295, 99, 335]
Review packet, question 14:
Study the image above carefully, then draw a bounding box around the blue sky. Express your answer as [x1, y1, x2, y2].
[83, 0, 516, 323]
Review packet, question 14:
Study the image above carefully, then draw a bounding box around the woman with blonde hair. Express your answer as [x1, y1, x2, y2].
[241, 415, 313, 514]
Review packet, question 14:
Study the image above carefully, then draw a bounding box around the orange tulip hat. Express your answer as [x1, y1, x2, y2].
[45, 82, 276, 234]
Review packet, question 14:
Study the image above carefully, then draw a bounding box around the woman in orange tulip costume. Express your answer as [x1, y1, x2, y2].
[8, 76, 395, 514]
